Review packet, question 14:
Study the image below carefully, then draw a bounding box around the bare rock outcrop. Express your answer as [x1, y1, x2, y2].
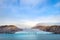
[32, 23, 60, 34]
[0, 25, 23, 34]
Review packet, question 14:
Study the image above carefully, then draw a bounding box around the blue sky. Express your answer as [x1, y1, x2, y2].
[0, 0, 60, 27]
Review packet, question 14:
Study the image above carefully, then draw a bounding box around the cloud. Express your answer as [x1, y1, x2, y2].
[0, 0, 60, 28]
[19, 15, 60, 27]
[35, 15, 60, 23]
[0, 14, 60, 28]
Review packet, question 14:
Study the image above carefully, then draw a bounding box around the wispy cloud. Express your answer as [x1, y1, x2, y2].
[0, 0, 60, 28]
[1, 15, 60, 27]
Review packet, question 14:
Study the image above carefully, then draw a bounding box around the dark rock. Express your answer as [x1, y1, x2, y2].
[32, 24, 60, 34]
[0, 25, 23, 34]
[46, 25, 60, 34]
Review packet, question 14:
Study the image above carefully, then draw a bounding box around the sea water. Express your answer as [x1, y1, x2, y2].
[0, 31, 60, 40]
[0, 29, 59, 40]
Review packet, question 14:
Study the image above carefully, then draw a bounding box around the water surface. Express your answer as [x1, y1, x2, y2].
[0, 31, 60, 40]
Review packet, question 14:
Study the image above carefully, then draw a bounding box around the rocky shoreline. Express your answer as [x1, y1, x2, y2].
[0, 24, 60, 34]
[32, 24, 60, 34]
[0, 25, 23, 34]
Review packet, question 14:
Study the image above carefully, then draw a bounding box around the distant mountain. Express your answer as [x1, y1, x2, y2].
[34, 23, 60, 26]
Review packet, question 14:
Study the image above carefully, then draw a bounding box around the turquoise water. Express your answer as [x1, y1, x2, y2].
[0, 33, 60, 40]
[0, 29, 59, 40]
